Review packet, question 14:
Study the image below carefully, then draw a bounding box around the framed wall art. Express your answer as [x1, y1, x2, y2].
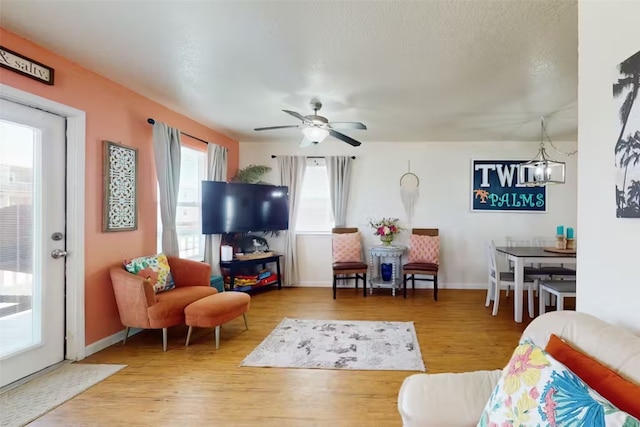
[614, 50, 640, 218]
[103, 140, 138, 232]
[471, 159, 546, 212]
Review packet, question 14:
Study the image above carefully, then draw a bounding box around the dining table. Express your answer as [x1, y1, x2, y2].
[494, 246, 576, 323]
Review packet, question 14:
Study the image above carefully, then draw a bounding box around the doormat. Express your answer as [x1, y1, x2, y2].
[0, 363, 126, 427]
[241, 318, 425, 372]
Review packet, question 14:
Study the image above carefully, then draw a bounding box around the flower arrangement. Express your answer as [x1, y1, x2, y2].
[369, 217, 403, 237]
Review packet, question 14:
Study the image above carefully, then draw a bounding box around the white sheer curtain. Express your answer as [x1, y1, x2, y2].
[278, 156, 307, 286]
[153, 122, 181, 256]
[204, 143, 228, 275]
[326, 156, 353, 227]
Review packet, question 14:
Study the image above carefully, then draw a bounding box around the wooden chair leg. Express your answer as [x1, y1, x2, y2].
[123, 326, 130, 345]
[333, 274, 337, 299]
[433, 275, 438, 301]
[403, 274, 407, 298]
[185, 326, 193, 346]
[412, 275, 416, 289]
[362, 273, 367, 297]
[215, 325, 221, 350]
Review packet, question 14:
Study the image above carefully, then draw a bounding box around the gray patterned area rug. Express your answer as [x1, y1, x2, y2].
[1, 363, 126, 427]
[241, 318, 425, 372]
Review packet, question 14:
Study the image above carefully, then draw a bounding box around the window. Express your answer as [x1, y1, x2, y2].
[157, 146, 207, 260]
[296, 158, 334, 233]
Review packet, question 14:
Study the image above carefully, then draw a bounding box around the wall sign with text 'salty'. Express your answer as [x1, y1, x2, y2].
[0, 46, 54, 85]
[471, 160, 546, 212]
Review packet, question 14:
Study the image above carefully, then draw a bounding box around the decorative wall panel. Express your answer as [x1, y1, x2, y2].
[103, 140, 138, 231]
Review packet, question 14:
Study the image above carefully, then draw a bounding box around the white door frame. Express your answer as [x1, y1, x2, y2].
[0, 83, 86, 361]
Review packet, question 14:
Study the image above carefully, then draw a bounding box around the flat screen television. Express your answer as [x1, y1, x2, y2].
[201, 181, 289, 234]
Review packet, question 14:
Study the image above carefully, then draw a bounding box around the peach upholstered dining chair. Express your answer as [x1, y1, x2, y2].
[110, 256, 217, 351]
[403, 228, 440, 300]
[331, 227, 368, 299]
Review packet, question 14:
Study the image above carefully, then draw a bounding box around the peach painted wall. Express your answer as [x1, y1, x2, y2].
[0, 28, 239, 345]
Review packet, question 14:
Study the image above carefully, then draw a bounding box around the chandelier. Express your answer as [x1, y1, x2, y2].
[519, 117, 576, 187]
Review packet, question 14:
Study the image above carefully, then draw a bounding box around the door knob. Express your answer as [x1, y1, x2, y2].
[51, 249, 68, 259]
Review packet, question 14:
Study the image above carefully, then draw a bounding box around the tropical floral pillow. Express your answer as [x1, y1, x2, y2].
[123, 253, 174, 293]
[477, 338, 640, 427]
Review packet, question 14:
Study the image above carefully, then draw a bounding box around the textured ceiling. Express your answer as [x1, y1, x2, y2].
[0, 0, 578, 143]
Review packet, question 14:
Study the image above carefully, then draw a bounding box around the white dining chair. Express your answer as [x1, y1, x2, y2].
[505, 236, 536, 297]
[532, 236, 577, 278]
[486, 240, 536, 318]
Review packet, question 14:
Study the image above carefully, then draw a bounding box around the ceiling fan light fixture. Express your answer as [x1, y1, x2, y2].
[301, 126, 329, 143]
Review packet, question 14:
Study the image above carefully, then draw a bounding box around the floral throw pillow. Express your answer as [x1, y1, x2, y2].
[477, 339, 640, 427]
[123, 253, 174, 293]
[332, 232, 362, 263]
[408, 234, 439, 264]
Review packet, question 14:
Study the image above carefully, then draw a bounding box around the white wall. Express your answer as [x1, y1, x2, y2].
[240, 138, 577, 289]
[577, 1, 640, 332]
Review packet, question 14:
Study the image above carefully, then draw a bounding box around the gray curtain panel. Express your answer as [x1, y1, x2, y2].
[153, 122, 182, 256]
[278, 156, 307, 286]
[326, 156, 353, 227]
[204, 143, 228, 276]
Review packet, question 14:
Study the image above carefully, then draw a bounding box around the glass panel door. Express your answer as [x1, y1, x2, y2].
[0, 121, 39, 358]
[0, 99, 66, 388]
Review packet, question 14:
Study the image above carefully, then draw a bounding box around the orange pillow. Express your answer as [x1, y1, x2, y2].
[545, 333, 640, 419]
[332, 232, 362, 263]
[408, 234, 440, 264]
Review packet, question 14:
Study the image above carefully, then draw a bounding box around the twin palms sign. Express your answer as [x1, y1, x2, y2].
[471, 160, 546, 212]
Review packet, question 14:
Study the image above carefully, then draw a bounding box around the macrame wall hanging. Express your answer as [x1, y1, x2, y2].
[400, 161, 420, 225]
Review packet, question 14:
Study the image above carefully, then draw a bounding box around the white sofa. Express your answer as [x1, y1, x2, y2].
[397, 311, 640, 427]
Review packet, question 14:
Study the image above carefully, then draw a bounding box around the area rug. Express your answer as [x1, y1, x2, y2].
[0, 363, 126, 427]
[241, 318, 425, 372]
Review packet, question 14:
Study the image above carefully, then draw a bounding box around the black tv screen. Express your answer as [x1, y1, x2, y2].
[201, 181, 289, 234]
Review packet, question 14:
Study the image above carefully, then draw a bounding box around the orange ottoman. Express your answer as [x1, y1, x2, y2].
[184, 292, 251, 349]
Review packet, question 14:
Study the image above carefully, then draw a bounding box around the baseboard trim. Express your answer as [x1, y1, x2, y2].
[296, 281, 487, 290]
[296, 281, 331, 287]
[84, 327, 143, 357]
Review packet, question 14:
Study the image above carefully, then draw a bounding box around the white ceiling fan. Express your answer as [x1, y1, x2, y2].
[254, 98, 367, 147]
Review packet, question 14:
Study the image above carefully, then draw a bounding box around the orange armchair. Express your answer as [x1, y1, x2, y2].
[110, 257, 217, 351]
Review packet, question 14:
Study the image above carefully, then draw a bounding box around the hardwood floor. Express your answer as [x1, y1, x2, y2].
[30, 287, 562, 426]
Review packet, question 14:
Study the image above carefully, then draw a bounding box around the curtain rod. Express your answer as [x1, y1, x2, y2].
[271, 155, 355, 159]
[147, 118, 209, 145]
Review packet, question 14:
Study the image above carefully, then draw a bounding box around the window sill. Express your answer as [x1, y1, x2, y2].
[295, 231, 332, 236]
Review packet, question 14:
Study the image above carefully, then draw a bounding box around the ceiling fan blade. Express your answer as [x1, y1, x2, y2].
[282, 110, 309, 123]
[329, 129, 361, 147]
[328, 122, 367, 130]
[254, 125, 300, 131]
[299, 137, 314, 148]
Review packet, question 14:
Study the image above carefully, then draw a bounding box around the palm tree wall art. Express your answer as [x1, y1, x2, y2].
[614, 50, 640, 218]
